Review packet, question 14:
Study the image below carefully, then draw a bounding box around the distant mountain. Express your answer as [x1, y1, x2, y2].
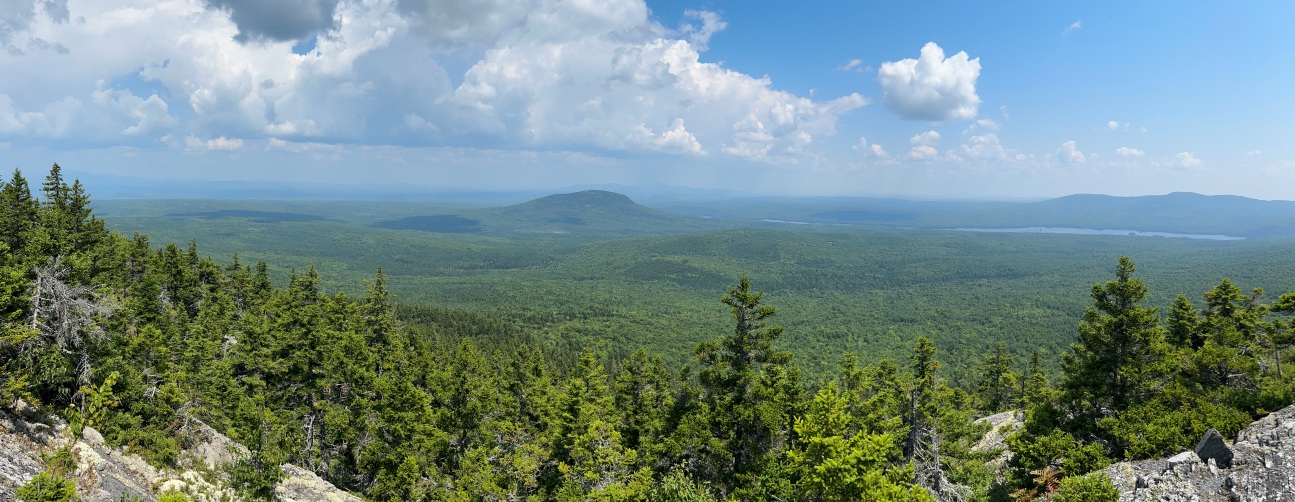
[990, 192, 1295, 238]
[374, 190, 728, 236]
[760, 192, 1295, 239]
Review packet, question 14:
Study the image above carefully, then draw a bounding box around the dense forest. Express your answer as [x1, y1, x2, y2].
[4, 165, 1295, 501]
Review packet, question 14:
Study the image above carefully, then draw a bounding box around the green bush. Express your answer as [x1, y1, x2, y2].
[16, 471, 77, 502]
[1053, 472, 1118, 502]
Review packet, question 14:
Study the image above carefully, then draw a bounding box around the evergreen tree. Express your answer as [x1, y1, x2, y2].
[787, 382, 932, 501]
[1166, 294, 1201, 349]
[975, 341, 1017, 413]
[0, 168, 39, 253]
[695, 275, 793, 498]
[1061, 257, 1168, 433]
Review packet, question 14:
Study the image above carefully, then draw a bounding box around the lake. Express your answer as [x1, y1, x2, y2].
[951, 227, 1244, 240]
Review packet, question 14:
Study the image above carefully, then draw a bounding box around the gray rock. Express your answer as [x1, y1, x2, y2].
[0, 404, 54, 501]
[1105, 404, 1295, 501]
[3, 402, 364, 502]
[1195, 429, 1233, 468]
[276, 464, 365, 502]
[81, 425, 105, 447]
[1167, 450, 1197, 469]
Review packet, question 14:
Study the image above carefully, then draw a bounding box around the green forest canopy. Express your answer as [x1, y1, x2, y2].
[4, 165, 1295, 501]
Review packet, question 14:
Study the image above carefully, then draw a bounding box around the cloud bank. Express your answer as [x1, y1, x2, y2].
[0, 0, 865, 163]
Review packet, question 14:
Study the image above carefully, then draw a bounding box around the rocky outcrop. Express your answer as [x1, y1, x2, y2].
[972, 410, 1023, 476]
[1, 401, 60, 502]
[1, 400, 360, 502]
[275, 464, 364, 502]
[1104, 404, 1295, 501]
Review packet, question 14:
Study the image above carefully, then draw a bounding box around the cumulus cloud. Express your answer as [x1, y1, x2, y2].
[1115, 147, 1144, 157]
[910, 130, 940, 146]
[877, 42, 981, 121]
[853, 136, 887, 158]
[1056, 140, 1086, 164]
[908, 145, 938, 160]
[652, 118, 704, 154]
[959, 133, 1007, 160]
[963, 118, 999, 134]
[679, 9, 726, 51]
[1175, 152, 1202, 168]
[186, 135, 244, 150]
[202, 0, 340, 42]
[450, 10, 866, 160]
[1064, 20, 1081, 35]
[1, 0, 69, 53]
[0, 0, 865, 164]
[1246, 149, 1263, 156]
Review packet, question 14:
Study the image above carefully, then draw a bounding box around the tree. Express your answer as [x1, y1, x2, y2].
[24, 256, 116, 408]
[975, 342, 1017, 413]
[0, 168, 39, 253]
[1166, 294, 1200, 349]
[788, 382, 932, 502]
[1020, 350, 1051, 409]
[1061, 257, 1168, 432]
[695, 275, 794, 497]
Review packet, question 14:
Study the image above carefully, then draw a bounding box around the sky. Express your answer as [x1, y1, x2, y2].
[1, 0, 1293, 199]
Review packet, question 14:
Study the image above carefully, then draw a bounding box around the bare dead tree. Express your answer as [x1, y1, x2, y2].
[911, 421, 970, 502]
[26, 255, 117, 408]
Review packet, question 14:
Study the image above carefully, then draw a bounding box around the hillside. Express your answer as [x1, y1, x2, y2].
[373, 190, 729, 236]
[9, 166, 1295, 501]
[94, 196, 1295, 379]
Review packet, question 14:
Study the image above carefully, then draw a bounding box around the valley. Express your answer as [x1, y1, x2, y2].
[93, 190, 1295, 380]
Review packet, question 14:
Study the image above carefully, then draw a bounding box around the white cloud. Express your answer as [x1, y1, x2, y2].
[963, 118, 1000, 134]
[452, 17, 867, 161]
[652, 118, 705, 155]
[959, 133, 1007, 160]
[186, 135, 244, 150]
[838, 59, 869, 73]
[877, 42, 981, 121]
[910, 130, 940, 146]
[1056, 140, 1086, 164]
[1115, 147, 1145, 157]
[1246, 149, 1263, 156]
[679, 9, 726, 51]
[1175, 152, 1202, 168]
[1064, 20, 1082, 35]
[854, 136, 888, 158]
[0, 0, 865, 163]
[908, 145, 938, 160]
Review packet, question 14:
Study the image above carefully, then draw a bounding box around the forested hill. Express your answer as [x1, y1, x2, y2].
[655, 191, 1295, 239]
[5, 164, 1295, 501]
[373, 189, 725, 235]
[995, 192, 1295, 237]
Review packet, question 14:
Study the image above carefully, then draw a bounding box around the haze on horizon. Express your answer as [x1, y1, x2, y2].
[1, 1, 1292, 200]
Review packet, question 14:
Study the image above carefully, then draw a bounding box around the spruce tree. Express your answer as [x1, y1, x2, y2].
[1061, 257, 1167, 430]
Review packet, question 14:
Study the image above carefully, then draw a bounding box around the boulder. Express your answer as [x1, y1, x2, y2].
[1194, 429, 1233, 468]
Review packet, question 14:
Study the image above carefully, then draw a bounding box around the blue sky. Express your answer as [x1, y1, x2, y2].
[1, 0, 1292, 199]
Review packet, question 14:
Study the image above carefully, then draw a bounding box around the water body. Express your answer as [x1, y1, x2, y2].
[951, 227, 1244, 240]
